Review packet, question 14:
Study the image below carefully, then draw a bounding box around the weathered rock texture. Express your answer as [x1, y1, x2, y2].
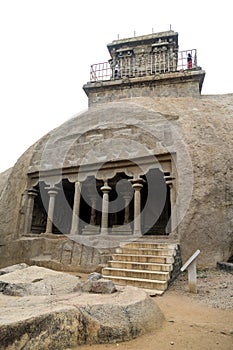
[0, 235, 114, 273]
[75, 278, 117, 294]
[0, 285, 164, 349]
[0, 168, 12, 198]
[84, 70, 205, 106]
[0, 94, 232, 267]
[0, 265, 80, 296]
[0, 263, 28, 276]
[0, 145, 35, 243]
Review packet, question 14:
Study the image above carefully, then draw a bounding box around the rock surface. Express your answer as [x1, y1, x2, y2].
[74, 272, 117, 294]
[0, 265, 80, 296]
[88, 272, 102, 281]
[0, 263, 29, 276]
[0, 285, 164, 349]
[0, 167, 12, 198]
[75, 278, 117, 294]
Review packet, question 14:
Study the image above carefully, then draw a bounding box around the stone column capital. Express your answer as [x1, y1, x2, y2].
[130, 178, 145, 186]
[132, 183, 143, 191]
[74, 180, 82, 186]
[100, 185, 112, 194]
[27, 188, 38, 197]
[45, 186, 59, 197]
[48, 189, 58, 197]
[164, 175, 174, 187]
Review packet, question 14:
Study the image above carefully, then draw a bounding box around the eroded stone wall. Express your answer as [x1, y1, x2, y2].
[86, 78, 201, 107]
[0, 236, 114, 272]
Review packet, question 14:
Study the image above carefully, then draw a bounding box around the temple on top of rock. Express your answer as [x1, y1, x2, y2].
[0, 30, 232, 294]
[83, 30, 205, 106]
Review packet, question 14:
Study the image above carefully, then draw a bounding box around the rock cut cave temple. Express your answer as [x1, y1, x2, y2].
[0, 30, 232, 291]
[25, 30, 204, 239]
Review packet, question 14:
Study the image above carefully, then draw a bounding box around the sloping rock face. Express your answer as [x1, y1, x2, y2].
[0, 168, 12, 198]
[0, 95, 232, 266]
[0, 280, 164, 349]
[0, 144, 35, 243]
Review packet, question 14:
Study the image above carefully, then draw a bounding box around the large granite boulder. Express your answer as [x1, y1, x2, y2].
[0, 285, 164, 349]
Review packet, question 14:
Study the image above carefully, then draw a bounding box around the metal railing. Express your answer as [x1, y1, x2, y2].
[90, 49, 197, 82]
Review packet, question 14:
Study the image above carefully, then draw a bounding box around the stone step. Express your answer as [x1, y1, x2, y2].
[102, 275, 168, 291]
[102, 239, 179, 293]
[116, 247, 175, 256]
[102, 267, 170, 281]
[108, 260, 173, 272]
[121, 242, 177, 250]
[112, 253, 174, 264]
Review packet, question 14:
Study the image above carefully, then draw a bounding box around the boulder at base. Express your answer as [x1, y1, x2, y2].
[0, 270, 164, 349]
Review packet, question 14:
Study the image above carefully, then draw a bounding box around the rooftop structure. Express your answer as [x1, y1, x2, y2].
[83, 30, 205, 106]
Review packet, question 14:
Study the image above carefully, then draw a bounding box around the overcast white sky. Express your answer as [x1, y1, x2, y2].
[0, 0, 232, 173]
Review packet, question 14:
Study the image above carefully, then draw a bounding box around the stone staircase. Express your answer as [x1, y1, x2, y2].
[102, 241, 180, 295]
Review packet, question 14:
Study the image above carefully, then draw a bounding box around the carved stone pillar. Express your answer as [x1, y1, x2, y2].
[89, 195, 97, 225]
[100, 182, 111, 235]
[131, 179, 144, 236]
[122, 194, 131, 224]
[164, 175, 174, 233]
[23, 188, 38, 235]
[45, 187, 59, 234]
[70, 181, 82, 235]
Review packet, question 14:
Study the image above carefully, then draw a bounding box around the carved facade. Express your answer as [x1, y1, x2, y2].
[108, 31, 178, 78]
